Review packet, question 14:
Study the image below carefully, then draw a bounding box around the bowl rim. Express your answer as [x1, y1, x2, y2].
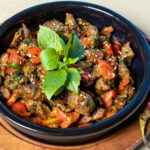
[0, 1, 150, 136]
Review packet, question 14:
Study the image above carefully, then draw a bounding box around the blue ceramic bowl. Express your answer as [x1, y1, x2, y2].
[0, 1, 150, 145]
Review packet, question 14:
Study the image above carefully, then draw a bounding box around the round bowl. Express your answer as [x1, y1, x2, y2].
[0, 1, 150, 145]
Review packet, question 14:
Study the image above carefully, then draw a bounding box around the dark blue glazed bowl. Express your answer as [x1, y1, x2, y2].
[0, 1, 150, 145]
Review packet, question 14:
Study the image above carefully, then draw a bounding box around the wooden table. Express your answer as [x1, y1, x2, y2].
[0, 115, 149, 150]
[0, 0, 150, 150]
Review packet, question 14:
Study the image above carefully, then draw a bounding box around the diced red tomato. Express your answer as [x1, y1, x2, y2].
[7, 49, 18, 55]
[68, 112, 80, 123]
[7, 49, 19, 63]
[7, 49, 26, 66]
[11, 102, 27, 116]
[34, 117, 44, 125]
[27, 47, 42, 58]
[102, 90, 116, 108]
[60, 112, 80, 128]
[97, 60, 116, 80]
[8, 54, 20, 64]
[27, 47, 42, 64]
[103, 41, 113, 55]
[7, 68, 18, 74]
[30, 56, 41, 64]
[51, 107, 80, 128]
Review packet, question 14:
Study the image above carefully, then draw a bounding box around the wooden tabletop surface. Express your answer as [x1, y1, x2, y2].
[0, 0, 150, 150]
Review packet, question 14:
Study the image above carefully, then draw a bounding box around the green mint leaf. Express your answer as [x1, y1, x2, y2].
[40, 48, 59, 70]
[58, 61, 67, 70]
[66, 57, 79, 65]
[66, 68, 81, 93]
[42, 69, 67, 100]
[38, 26, 64, 55]
[77, 68, 84, 74]
[63, 34, 73, 62]
[60, 38, 66, 51]
[68, 34, 84, 59]
[8, 63, 21, 69]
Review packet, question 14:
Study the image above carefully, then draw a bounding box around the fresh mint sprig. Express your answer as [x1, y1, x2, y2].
[38, 26, 64, 55]
[38, 26, 84, 100]
[40, 48, 59, 70]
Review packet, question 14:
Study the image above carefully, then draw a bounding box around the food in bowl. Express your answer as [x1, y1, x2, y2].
[0, 13, 135, 128]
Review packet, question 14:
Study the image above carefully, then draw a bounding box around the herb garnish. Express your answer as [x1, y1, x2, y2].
[38, 26, 84, 100]
[8, 63, 21, 69]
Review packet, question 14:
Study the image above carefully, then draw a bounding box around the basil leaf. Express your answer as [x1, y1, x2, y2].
[67, 57, 79, 65]
[40, 48, 59, 70]
[77, 68, 84, 74]
[63, 34, 73, 61]
[42, 69, 67, 100]
[66, 68, 80, 93]
[58, 61, 67, 70]
[68, 34, 84, 59]
[60, 38, 66, 52]
[38, 26, 64, 55]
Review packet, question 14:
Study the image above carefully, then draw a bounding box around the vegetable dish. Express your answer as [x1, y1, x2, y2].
[0, 13, 135, 128]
